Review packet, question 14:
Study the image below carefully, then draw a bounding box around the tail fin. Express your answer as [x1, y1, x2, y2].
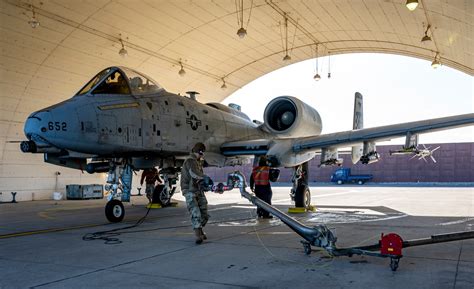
[353, 92, 363, 129]
[351, 92, 363, 163]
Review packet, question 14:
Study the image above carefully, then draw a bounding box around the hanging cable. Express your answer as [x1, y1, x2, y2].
[289, 19, 298, 54]
[313, 44, 321, 81]
[327, 51, 331, 78]
[281, 13, 291, 61]
[235, 0, 253, 38]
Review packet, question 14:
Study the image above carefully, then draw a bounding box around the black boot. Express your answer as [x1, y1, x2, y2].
[200, 228, 207, 240]
[194, 229, 203, 244]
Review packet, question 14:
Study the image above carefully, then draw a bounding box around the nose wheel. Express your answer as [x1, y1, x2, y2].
[105, 199, 125, 222]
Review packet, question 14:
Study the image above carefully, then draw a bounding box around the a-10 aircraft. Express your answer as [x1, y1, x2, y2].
[20, 66, 474, 222]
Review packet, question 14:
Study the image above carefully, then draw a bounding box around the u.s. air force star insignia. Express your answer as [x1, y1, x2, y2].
[186, 114, 202, 130]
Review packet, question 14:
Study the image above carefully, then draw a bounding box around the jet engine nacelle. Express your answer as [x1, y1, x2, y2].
[263, 96, 322, 138]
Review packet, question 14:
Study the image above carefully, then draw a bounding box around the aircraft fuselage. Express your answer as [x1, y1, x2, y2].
[24, 90, 268, 167]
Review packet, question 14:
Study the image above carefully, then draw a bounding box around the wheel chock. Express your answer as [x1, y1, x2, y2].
[288, 207, 306, 213]
[146, 203, 162, 209]
[146, 202, 178, 209]
[288, 205, 316, 213]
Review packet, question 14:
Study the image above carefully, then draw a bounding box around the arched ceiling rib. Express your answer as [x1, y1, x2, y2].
[1, 0, 472, 113]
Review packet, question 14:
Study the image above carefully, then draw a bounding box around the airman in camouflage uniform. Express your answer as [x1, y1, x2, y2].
[180, 142, 209, 244]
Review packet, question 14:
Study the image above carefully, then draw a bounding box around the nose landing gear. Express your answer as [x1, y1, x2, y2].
[104, 161, 133, 222]
[105, 199, 125, 222]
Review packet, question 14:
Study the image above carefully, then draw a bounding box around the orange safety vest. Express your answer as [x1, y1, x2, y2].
[252, 166, 270, 186]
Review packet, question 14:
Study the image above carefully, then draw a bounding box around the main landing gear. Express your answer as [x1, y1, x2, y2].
[156, 168, 180, 206]
[290, 162, 311, 209]
[104, 161, 133, 222]
[103, 162, 181, 222]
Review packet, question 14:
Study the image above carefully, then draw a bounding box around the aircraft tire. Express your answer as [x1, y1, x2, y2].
[105, 199, 125, 223]
[294, 185, 311, 208]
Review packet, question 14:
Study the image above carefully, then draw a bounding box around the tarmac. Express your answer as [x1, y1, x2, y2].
[0, 185, 473, 289]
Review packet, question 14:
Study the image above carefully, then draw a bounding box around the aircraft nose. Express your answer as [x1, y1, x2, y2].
[24, 111, 53, 142]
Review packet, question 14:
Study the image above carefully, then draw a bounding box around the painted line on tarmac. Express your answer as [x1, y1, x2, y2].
[437, 217, 474, 226]
[0, 223, 106, 239]
[314, 191, 355, 198]
[272, 191, 354, 204]
[0, 210, 191, 240]
[38, 211, 55, 220]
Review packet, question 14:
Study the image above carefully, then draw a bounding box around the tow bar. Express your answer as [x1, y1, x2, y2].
[214, 171, 474, 271]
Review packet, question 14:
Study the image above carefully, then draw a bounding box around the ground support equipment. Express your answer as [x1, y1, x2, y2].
[215, 171, 474, 271]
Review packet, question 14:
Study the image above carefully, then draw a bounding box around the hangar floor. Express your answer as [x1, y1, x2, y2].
[0, 186, 473, 289]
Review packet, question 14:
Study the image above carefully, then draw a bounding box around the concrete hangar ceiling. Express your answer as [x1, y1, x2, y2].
[0, 0, 472, 199]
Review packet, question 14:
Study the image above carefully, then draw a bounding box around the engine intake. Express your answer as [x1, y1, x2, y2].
[263, 96, 322, 138]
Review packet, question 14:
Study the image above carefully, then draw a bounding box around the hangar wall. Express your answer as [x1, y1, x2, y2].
[205, 142, 474, 183]
[0, 146, 106, 202]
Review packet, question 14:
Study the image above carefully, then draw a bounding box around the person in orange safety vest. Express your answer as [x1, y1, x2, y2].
[250, 156, 273, 219]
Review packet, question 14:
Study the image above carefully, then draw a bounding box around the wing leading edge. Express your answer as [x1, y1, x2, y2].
[293, 113, 474, 153]
[220, 113, 473, 161]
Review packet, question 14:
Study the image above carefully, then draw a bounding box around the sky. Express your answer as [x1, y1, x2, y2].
[222, 53, 473, 145]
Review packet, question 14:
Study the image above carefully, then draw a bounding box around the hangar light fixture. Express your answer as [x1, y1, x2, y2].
[118, 38, 128, 58]
[280, 13, 294, 62]
[28, 6, 40, 28]
[178, 60, 186, 76]
[327, 52, 331, 79]
[431, 53, 441, 69]
[406, 0, 419, 11]
[221, 78, 227, 89]
[235, 0, 253, 38]
[237, 27, 247, 38]
[421, 24, 431, 42]
[313, 44, 321, 81]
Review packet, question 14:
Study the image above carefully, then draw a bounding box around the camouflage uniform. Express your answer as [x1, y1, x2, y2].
[180, 153, 209, 229]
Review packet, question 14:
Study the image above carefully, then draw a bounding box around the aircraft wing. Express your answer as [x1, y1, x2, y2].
[221, 113, 473, 157]
[293, 113, 474, 153]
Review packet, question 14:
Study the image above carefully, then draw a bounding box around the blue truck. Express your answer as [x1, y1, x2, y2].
[330, 168, 373, 185]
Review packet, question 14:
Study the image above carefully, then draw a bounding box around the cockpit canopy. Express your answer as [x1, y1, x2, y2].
[76, 67, 163, 96]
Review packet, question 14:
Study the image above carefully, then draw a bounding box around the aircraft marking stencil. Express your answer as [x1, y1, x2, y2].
[186, 114, 202, 130]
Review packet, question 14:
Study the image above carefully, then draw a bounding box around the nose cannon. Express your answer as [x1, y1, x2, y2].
[20, 140, 37, 153]
[20, 140, 61, 154]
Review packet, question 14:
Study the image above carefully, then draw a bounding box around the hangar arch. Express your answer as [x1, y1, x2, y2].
[0, 0, 472, 200]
